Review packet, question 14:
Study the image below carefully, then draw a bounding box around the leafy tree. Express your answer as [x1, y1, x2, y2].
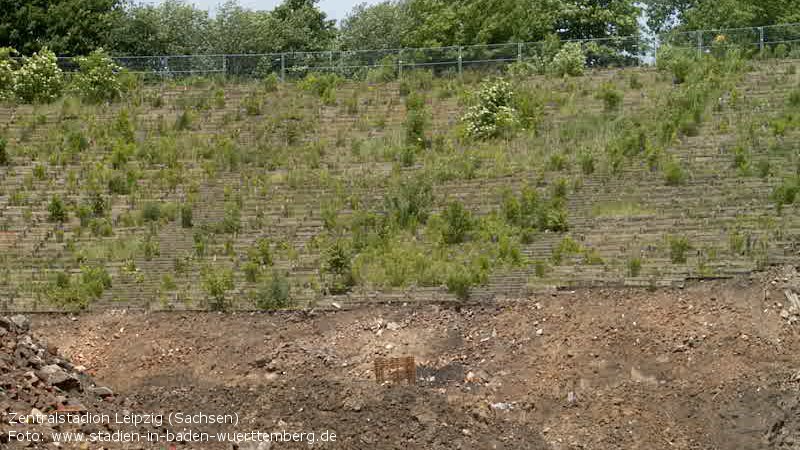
[210, 1, 276, 54]
[0, 0, 121, 55]
[401, 0, 639, 47]
[338, 1, 410, 50]
[644, 0, 800, 33]
[109, 0, 211, 55]
[270, 0, 336, 52]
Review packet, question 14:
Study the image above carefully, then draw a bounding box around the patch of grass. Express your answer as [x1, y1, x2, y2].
[627, 256, 642, 277]
[668, 235, 692, 264]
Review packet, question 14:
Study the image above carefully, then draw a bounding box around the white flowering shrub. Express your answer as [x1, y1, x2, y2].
[14, 48, 63, 103]
[462, 79, 519, 140]
[551, 42, 586, 77]
[0, 48, 17, 101]
[72, 49, 123, 103]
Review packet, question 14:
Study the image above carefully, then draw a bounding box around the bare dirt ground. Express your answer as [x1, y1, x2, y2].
[16, 267, 800, 449]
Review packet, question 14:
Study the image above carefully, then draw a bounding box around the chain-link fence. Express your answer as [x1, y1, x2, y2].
[51, 22, 800, 80]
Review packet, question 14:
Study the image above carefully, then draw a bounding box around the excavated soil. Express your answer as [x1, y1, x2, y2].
[10, 268, 800, 449]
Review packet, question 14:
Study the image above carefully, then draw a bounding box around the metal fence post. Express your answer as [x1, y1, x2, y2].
[517, 42, 523, 63]
[457, 46, 463, 77]
[222, 55, 227, 78]
[759, 27, 765, 52]
[329, 51, 334, 73]
[398, 49, 403, 79]
[697, 30, 703, 56]
[280, 53, 286, 82]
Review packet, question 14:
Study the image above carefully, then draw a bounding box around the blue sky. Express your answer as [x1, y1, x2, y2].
[142, 0, 381, 21]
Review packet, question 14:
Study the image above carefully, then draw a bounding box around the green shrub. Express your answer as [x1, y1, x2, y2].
[385, 175, 433, 229]
[0, 47, 16, 101]
[789, 88, 800, 108]
[656, 45, 693, 84]
[323, 239, 355, 294]
[663, 159, 686, 186]
[79, 264, 112, 299]
[108, 173, 132, 194]
[263, 73, 279, 92]
[729, 230, 747, 255]
[252, 238, 273, 266]
[668, 235, 691, 264]
[446, 267, 475, 301]
[366, 55, 398, 83]
[141, 234, 159, 260]
[597, 82, 622, 111]
[255, 272, 292, 310]
[0, 136, 9, 165]
[72, 49, 123, 103]
[629, 73, 643, 89]
[772, 177, 800, 213]
[627, 257, 642, 277]
[14, 47, 63, 103]
[732, 145, 751, 175]
[142, 202, 161, 222]
[404, 92, 429, 147]
[462, 79, 519, 140]
[578, 152, 595, 175]
[243, 260, 261, 283]
[551, 42, 586, 77]
[299, 72, 340, 104]
[202, 266, 234, 311]
[174, 109, 193, 130]
[219, 203, 241, 233]
[441, 201, 474, 245]
[243, 92, 262, 115]
[89, 218, 113, 237]
[48, 195, 66, 222]
[180, 204, 193, 228]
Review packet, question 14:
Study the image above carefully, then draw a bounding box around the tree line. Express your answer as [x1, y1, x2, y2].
[1, 0, 798, 57]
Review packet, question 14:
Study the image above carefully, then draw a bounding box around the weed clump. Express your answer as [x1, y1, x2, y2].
[462, 79, 519, 140]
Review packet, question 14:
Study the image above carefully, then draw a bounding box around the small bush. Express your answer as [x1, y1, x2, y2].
[174, 109, 193, 130]
[578, 152, 595, 175]
[772, 177, 800, 213]
[656, 45, 693, 84]
[180, 204, 193, 228]
[597, 82, 622, 111]
[462, 79, 519, 140]
[789, 89, 800, 108]
[446, 267, 475, 301]
[142, 202, 161, 222]
[243, 260, 261, 283]
[551, 42, 585, 77]
[756, 159, 771, 179]
[263, 73, 279, 92]
[48, 196, 66, 222]
[323, 239, 355, 294]
[15, 48, 63, 103]
[255, 272, 292, 310]
[629, 73, 643, 89]
[385, 175, 433, 229]
[404, 92, 429, 147]
[0, 47, 17, 101]
[72, 49, 123, 103]
[668, 235, 691, 264]
[441, 201, 474, 245]
[202, 266, 234, 311]
[80, 264, 112, 299]
[0, 136, 8, 165]
[664, 159, 686, 186]
[252, 238, 273, 266]
[627, 257, 642, 277]
[299, 72, 340, 104]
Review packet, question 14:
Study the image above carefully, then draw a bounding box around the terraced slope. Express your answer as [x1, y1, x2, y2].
[1, 59, 799, 311]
